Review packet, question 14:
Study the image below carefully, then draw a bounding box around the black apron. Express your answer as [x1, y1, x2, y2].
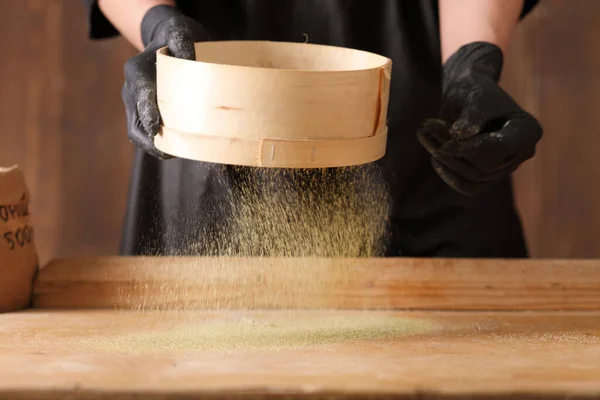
[84, 0, 539, 258]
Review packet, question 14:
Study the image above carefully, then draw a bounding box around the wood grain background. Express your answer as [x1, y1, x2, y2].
[1, 0, 598, 264]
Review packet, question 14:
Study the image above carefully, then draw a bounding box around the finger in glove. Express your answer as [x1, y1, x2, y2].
[416, 118, 452, 154]
[438, 117, 541, 171]
[124, 53, 161, 138]
[447, 83, 486, 139]
[166, 23, 198, 59]
[431, 157, 495, 196]
[432, 150, 518, 184]
[445, 77, 517, 140]
[122, 85, 173, 160]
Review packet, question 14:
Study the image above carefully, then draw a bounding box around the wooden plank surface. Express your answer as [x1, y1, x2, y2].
[33, 256, 600, 310]
[1, 309, 599, 399]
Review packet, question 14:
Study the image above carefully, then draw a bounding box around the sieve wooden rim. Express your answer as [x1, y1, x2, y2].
[154, 40, 392, 168]
[155, 125, 388, 168]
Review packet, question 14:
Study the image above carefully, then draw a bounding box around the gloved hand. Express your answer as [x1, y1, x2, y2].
[417, 41, 543, 196]
[122, 5, 210, 159]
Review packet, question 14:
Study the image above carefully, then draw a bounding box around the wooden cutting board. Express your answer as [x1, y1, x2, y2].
[1, 309, 600, 399]
[2, 256, 600, 399]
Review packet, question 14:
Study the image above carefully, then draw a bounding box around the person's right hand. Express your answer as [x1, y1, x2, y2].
[123, 5, 210, 159]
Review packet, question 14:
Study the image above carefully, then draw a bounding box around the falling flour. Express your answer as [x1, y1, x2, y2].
[193, 164, 392, 257]
[117, 164, 392, 309]
[111, 164, 396, 351]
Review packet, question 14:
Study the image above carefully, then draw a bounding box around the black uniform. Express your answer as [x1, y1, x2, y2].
[83, 0, 538, 258]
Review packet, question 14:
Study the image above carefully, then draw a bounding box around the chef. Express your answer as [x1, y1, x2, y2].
[82, 0, 542, 258]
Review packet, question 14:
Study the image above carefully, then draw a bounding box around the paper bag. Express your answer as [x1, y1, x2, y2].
[0, 165, 38, 312]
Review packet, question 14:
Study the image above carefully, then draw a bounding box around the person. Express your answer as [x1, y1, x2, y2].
[82, 0, 542, 258]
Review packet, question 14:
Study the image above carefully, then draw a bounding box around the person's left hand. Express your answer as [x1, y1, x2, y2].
[417, 41, 543, 196]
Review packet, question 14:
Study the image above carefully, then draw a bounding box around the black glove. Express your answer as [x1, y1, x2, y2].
[417, 42, 543, 196]
[122, 5, 210, 159]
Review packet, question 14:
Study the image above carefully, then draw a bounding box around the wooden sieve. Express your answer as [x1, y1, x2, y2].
[154, 40, 392, 168]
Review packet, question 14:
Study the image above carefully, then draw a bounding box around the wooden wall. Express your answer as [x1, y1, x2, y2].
[505, 0, 600, 258]
[0, 0, 135, 265]
[1, 0, 598, 264]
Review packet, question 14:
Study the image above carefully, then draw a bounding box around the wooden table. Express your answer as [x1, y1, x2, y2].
[1, 257, 600, 399]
